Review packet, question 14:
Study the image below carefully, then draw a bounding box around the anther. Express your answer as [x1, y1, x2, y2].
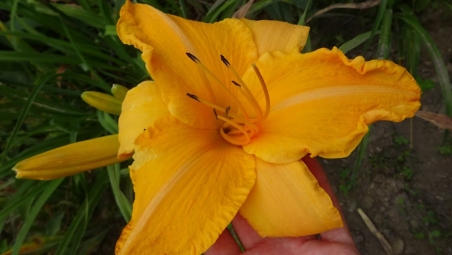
[186, 93, 200, 102]
[222, 59, 264, 119]
[186, 53, 200, 63]
[186, 55, 250, 120]
[231, 81, 241, 87]
[225, 106, 231, 118]
[220, 55, 230, 67]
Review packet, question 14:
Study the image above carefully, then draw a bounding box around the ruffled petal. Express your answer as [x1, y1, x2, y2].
[116, 117, 256, 255]
[243, 48, 421, 163]
[239, 158, 342, 237]
[241, 19, 309, 55]
[117, 1, 258, 129]
[117, 81, 169, 158]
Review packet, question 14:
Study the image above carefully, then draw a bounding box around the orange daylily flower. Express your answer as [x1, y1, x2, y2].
[115, 2, 420, 255]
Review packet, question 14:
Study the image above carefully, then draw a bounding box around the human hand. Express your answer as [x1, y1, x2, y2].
[206, 156, 359, 255]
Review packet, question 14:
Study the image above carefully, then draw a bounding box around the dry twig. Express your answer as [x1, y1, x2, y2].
[306, 0, 381, 23]
[357, 208, 394, 255]
[232, 0, 254, 19]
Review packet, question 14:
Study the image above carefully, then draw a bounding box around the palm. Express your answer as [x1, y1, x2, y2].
[206, 157, 359, 255]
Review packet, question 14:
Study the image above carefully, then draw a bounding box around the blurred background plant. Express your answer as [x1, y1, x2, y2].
[1, 0, 451, 254]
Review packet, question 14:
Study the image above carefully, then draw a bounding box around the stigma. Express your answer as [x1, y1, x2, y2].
[185, 53, 270, 146]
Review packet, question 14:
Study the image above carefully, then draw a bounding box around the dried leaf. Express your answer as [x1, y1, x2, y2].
[306, 0, 381, 23]
[415, 110, 452, 130]
[232, 0, 254, 19]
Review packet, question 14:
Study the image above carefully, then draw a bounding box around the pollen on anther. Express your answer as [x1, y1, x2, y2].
[186, 93, 200, 102]
[231, 80, 241, 87]
[213, 109, 218, 120]
[186, 53, 200, 63]
[225, 106, 231, 118]
[220, 55, 230, 67]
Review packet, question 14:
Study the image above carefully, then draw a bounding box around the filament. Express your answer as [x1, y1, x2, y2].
[218, 115, 250, 146]
[186, 53, 250, 121]
[186, 93, 258, 132]
[252, 63, 270, 118]
[221, 55, 264, 119]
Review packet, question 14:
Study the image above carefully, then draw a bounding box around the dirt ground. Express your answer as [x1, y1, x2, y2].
[320, 6, 452, 255]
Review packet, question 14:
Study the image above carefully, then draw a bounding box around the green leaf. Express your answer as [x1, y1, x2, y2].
[97, 111, 118, 134]
[376, 8, 392, 59]
[362, 0, 388, 54]
[416, 77, 436, 92]
[54, 171, 108, 255]
[104, 25, 117, 36]
[339, 31, 378, 54]
[397, 9, 452, 116]
[107, 164, 132, 222]
[11, 179, 63, 255]
[1, 72, 61, 163]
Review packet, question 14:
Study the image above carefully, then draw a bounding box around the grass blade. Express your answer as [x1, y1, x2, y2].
[107, 164, 132, 222]
[54, 171, 108, 255]
[376, 8, 393, 59]
[397, 9, 452, 115]
[1, 73, 61, 164]
[339, 31, 379, 54]
[11, 179, 63, 255]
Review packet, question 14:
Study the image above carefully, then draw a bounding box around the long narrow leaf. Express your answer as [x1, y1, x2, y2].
[107, 164, 132, 222]
[54, 172, 108, 255]
[11, 179, 63, 255]
[376, 8, 393, 59]
[397, 10, 452, 115]
[1, 73, 61, 163]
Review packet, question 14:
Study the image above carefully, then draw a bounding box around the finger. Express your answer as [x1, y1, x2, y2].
[205, 228, 242, 255]
[302, 156, 341, 210]
[231, 213, 263, 249]
[302, 155, 355, 245]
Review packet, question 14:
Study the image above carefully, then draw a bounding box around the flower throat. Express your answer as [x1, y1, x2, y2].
[185, 53, 270, 146]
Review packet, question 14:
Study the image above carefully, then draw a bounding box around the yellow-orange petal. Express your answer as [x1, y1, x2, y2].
[239, 158, 342, 236]
[81, 91, 122, 115]
[243, 48, 421, 163]
[116, 117, 256, 255]
[13, 135, 127, 180]
[117, 1, 258, 129]
[241, 19, 309, 55]
[117, 81, 169, 158]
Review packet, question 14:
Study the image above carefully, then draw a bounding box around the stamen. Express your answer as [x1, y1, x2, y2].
[218, 116, 251, 146]
[220, 55, 230, 67]
[186, 52, 250, 121]
[252, 63, 270, 118]
[186, 53, 200, 63]
[186, 93, 200, 102]
[220, 55, 264, 119]
[225, 106, 231, 118]
[186, 93, 258, 131]
[213, 109, 218, 120]
[185, 53, 217, 104]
